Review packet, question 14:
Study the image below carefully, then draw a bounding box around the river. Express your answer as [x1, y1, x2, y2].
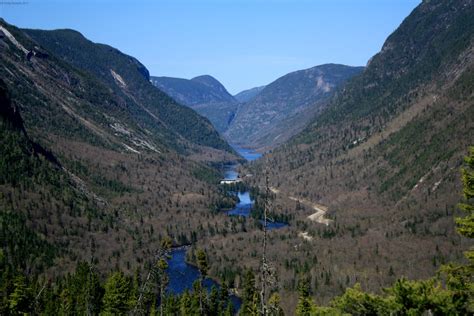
[167, 146, 287, 312]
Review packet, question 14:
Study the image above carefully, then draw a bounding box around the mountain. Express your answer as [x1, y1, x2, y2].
[236, 0, 473, 307]
[234, 85, 265, 103]
[225, 64, 364, 148]
[23, 28, 233, 154]
[150, 75, 238, 133]
[0, 19, 239, 279]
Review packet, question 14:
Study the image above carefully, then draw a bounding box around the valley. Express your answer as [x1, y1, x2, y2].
[1, 0, 473, 315]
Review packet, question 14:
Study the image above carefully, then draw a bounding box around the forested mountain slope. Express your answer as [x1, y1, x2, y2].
[234, 85, 265, 103]
[24, 27, 233, 153]
[204, 0, 474, 310]
[150, 75, 238, 133]
[225, 64, 364, 148]
[0, 19, 239, 279]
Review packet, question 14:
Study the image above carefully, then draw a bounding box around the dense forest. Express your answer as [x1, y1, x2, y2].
[1, 147, 473, 315]
[1, 0, 473, 314]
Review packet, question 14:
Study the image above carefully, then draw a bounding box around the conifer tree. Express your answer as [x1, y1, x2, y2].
[442, 146, 474, 313]
[208, 285, 219, 316]
[241, 270, 260, 315]
[180, 290, 194, 315]
[196, 248, 208, 314]
[8, 275, 32, 314]
[456, 146, 474, 246]
[295, 277, 314, 316]
[268, 293, 284, 316]
[102, 271, 133, 315]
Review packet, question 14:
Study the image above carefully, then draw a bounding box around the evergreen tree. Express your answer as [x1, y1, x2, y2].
[196, 248, 208, 314]
[268, 292, 284, 316]
[156, 257, 169, 316]
[240, 270, 259, 315]
[456, 146, 474, 245]
[218, 282, 231, 314]
[191, 280, 203, 315]
[69, 262, 103, 315]
[163, 294, 180, 315]
[295, 276, 314, 316]
[180, 290, 194, 315]
[101, 271, 133, 315]
[442, 146, 474, 313]
[208, 285, 219, 316]
[8, 275, 32, 314]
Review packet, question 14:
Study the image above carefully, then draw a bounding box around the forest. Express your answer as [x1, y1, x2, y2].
[1, 147, 473, 315]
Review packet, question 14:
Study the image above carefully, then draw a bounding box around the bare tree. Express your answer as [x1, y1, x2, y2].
[260, 167, 272, 315]
[134, 237, 172, 315]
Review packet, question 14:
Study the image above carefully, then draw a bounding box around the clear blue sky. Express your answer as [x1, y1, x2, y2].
[1, 0, 420, 94]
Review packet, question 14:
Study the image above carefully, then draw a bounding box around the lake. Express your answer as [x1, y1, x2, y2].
[167, 247, 241, 310]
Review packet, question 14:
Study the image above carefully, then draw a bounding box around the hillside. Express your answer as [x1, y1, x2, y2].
[150, 75, 238, 133]
[0, 19, 241, 280]
[234, 85, 265, 103]
[199, 0, 474, 310]
[24, 28, 233, 154]
[225, 64, 364, 148]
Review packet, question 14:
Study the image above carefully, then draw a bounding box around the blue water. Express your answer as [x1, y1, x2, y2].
[232, 145, 262, 162]
[226, 192, 253, 216]
[167, 248, 242, 310]
[165, 147, 283, 313]
[223, 164, 239, 181]
[264, 221, 289, 230]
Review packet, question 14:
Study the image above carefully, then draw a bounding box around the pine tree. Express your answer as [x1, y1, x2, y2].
[268, 292, 284, 316]
[456, 146, 474, 244]
[196, 248, 208, 314]
[101, 271, 133, 315]
[442, 146, 474, 313]
[208, 285, 219, 316]
[156, 258, 169, 316]
[240, 270, 260, 315]
[180, 290, 194, 315]
[218, 282, 230, 314]
[296, 276, 314, 316]
[134, 237, 171, 315]
[8, 275, 32, 314]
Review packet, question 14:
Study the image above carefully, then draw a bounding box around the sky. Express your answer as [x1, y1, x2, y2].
[1, 0, 420, 94]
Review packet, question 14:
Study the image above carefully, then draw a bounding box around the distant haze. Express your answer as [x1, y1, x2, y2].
[1, 0, 420, 94]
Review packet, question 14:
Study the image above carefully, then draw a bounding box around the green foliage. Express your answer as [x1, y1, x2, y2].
[102, 271, 135, 315]
[240, 270, 260, 316]
[331, 283, 398, 315]
[24, 27, 234, 154]
[292, 147, 474, 315]
[267, 292, 284, 316]
[192, 165, 221, 185]
[0, 211, 57, 273]
[457, 146, 474, 239]
[8, 275, 33, 314]
[296, 276, 315, 316]
[196, 248, 209, 278]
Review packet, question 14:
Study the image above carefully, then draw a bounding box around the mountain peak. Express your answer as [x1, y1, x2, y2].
[151, 75, 237, 133]
[191, 75, 228, 92]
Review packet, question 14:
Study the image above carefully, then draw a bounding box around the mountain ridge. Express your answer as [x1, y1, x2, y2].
[24, 27, 234, 154]
[234, 85, 266, 103]
[150, 74, 238, 133]
[0, 19, 239, 279]
[225, 63, 364, 148]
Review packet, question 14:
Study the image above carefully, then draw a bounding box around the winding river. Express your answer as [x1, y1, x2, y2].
[166, 146, 287, 311]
